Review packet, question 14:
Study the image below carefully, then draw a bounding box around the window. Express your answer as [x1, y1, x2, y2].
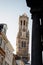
[23, 28, 25, 32]
[21, 20, 22, 25]
[22, 41, 26, 47]
[22, 41, 23, 47]
[24, 20, 25, 25]
[0, 38, 2, 46]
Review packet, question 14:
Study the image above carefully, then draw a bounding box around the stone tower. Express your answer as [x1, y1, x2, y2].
[16, 13, 29, 61]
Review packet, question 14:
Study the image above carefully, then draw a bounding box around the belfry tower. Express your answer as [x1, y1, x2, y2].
[16, 13, 30, 61]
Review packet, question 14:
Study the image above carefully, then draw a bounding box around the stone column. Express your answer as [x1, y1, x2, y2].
[31, 12, 42, 65]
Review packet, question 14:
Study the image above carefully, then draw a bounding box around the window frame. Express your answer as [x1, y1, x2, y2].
[24, 20, 25, 25]
[21, 20, 22, 25]
[22, 41, 26, 47]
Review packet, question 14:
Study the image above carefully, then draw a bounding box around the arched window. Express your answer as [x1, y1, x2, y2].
[21, 20, 22, 25]
[24, 20, 25, 25]
[22, 41, 26, 47]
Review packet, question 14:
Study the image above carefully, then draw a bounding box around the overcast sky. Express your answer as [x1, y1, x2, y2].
[0, 0, 32, 56]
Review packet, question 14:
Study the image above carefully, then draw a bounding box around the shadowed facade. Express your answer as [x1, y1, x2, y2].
[26, 0, 43, 65]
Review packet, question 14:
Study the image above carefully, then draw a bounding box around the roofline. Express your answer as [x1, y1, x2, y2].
[0, 32, 14, 51]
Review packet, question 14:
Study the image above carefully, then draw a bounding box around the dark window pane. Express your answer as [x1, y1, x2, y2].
[21, 20, 22, 25]
[22, 41, 23, 47]
[24, 20, 25, 25]
[22, 41, 26, 47]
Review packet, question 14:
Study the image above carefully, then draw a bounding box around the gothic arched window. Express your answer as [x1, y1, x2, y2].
[22, 41, 26, 47]
[24, 20, 25, 25]
[21, 20, 22, 25]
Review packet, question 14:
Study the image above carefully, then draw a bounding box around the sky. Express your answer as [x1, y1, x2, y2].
[0, 0, 32, 59]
